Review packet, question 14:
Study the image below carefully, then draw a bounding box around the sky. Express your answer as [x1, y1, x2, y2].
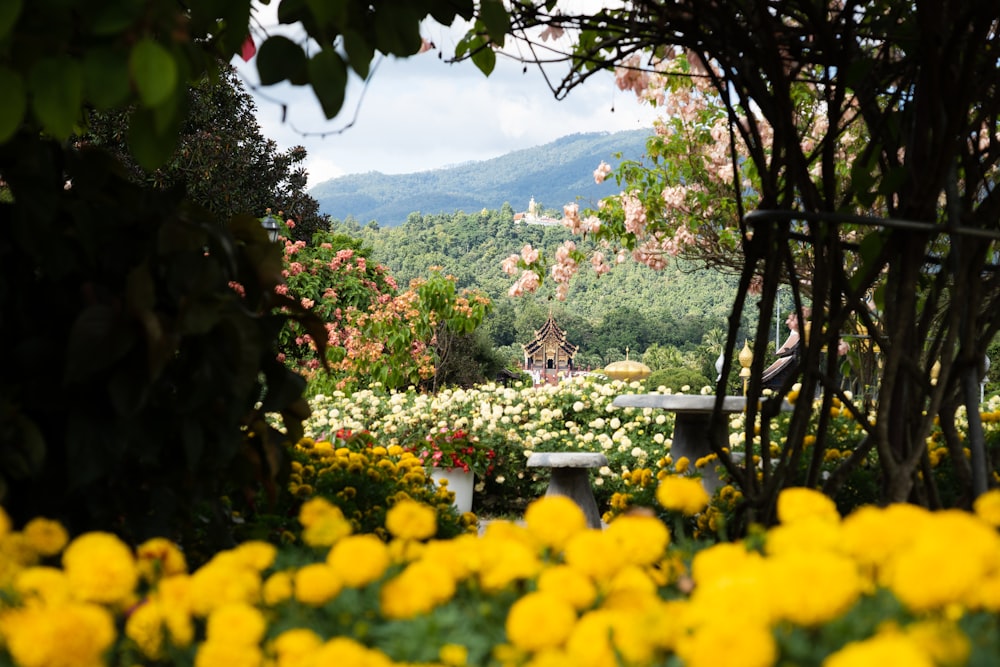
[232, 9, 660, 189]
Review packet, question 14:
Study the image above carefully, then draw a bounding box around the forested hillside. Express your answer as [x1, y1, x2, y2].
[309, 130, 651, 227]
[331, 206, 757, 374]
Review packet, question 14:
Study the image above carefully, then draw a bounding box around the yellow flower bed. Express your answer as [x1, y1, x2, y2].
[0, 487, 999, 666]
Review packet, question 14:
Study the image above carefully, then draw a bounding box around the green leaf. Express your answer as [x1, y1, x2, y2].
[28, 56, 83, 139]
[220, 1, 253, 55]
[470, 40, 497, 76]
[0, 67, 26, 142]
[84, 48, 131, 110]
[373, 3, 422, 55]
[430, 0, 474, 23]
[343, 30, 374, 79]
[257, 35, 309, 86]
[308, 49, 347, 118]
[479, 0, 509, 47]
[0, 0, 21, 40]
[130, 39, 178, 107]
[128, 107, 179, 169]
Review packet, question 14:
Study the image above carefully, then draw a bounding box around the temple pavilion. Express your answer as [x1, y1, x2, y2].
[522, 314, 578, 380]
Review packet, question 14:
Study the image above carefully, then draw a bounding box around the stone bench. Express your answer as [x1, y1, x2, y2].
[527, 452, 608, 529]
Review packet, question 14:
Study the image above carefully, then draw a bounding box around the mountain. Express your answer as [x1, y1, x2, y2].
[308, 129, 652, 227]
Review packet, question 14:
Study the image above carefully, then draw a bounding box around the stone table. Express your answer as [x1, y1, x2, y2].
[611, 394, 790, 492]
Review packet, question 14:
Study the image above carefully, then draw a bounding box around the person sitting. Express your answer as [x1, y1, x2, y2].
[762, 309, 806, 390]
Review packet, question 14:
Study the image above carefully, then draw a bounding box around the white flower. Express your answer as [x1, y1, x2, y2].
[599, 466, 612, 476]
[573, 401, 585, 412]
[610, 417, 621, 430]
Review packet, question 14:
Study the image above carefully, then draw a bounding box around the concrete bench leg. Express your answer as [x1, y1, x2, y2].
[546, 468, 603, 529]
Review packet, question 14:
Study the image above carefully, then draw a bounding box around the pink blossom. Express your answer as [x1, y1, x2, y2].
[228, 281, 245, 297]
[622, 192, 648, 236]
[286, 219, 296, 229]
[538, 24, 565, 42]
[508, 270, 541, 297]
[582, 215, 601, 234]
[274, 282, 290, 296]
[501, 254, 520, 276]
[591, 252, 611, 276]
[520, 244, 540, 264]
[561, 203, 583, 233]
[288, 262, 305, 275]
[239, 35, 256, 62]
[615, 55, 651, 97]
[593, 161, 612, 184]
[301, 297, 315, 309]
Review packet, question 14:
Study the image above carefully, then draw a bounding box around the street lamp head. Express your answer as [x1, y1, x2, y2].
[260, 214, 282, 242]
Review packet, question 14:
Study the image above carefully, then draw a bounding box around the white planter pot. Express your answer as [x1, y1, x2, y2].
[431, 467, 475, 513]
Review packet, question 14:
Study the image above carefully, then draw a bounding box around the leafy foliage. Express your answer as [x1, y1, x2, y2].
[81, 66, 324, 241]
[331, 206, 755, 368]
[0, 135, 309, 544]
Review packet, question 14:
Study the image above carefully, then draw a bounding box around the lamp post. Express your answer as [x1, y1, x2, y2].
[260, 214, 281, 242]
[739, 340, 754, 395]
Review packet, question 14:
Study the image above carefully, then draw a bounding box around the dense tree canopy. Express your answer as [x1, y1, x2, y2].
[81, 67, 324, 240]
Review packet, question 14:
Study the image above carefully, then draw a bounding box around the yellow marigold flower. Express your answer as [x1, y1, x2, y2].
[903, 619, 970, 667]
[687, 547, 770, 627]
[327, 534, 390, 587]
[385, 499, 437, 541]
[125, 600, 167, 659]
[195, 641, 264, 667]
[823, 632, 934, 667]
[293, 563, 343, 607]
[655, 476, 709, 515]
[14, 566, 71, 606]
[885, 509, 1000, 613]
[310, 637, 393, 667]
[604, 514, 670, 566]
[776, 486, 839, 525]
[380, 560, 455, 619]
[565, 608, 658, 667]
[479, 536, 542, 592]
[61, 531, 138, 606]
[188, 554, 262, 615]
[206, 602, 266, 646]
[840, 503, 929, 579]
[439, 643, 469, 666]
[603, 564, 658, 604]
[524, 495, 587, 552]
[973, 488, 1000, 527]
[2, 601, 116, 667]
[563, 530, 627, 584]
[262, 570, 294, 606]
[674, 456, 690, 474]
[22, 518, 68, 557]
[299, 496, 343, 528]
[506, 591, 577, 652]
[302, 511, 353, 548]
[269, 628, 323, 667]
[675, 620, 775, 667]
[763, 551, 862, 626]
[0, 506, 11, 538]
[234, 541, 277, 571]
[765, 515, 842, 556]
[537, 565, 597, 611]
[136, 537, 188, 583]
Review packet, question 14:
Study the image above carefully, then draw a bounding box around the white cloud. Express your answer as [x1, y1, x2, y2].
[236, 5, 660, 188]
